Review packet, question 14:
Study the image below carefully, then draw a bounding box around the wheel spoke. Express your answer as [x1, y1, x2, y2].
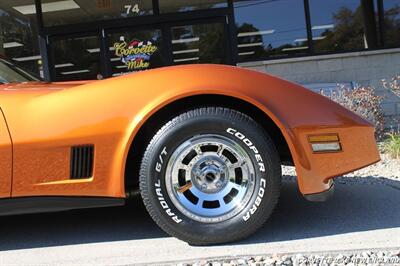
[194, 145, 202, 155]
[217, 145, 224, 155]
[230, 160, 244, 169]
[177, 162, 189, 171]
[196, 198, 203, 207]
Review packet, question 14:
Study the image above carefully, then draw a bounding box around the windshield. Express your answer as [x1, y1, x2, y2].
[0, 58, 40, 84]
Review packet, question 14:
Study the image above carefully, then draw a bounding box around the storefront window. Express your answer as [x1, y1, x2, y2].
[108, 28, 166, 76]
[41, 0, 153, 27]
[234, 0, 308, 62]
[159, 0, 227, 13]
[309, 0, 366, 53]
[0, 0, 41, 76]
[52, 35, 101, 81]
[171, 22, 227, 65]
[383, 0, 400, 47]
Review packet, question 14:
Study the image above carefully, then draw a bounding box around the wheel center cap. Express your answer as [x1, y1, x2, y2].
[191, 156, 228, 193]
[205, 172, 216, 182]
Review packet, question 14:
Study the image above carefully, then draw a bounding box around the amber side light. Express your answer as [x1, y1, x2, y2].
[308, 134, 342, 153]
[308, 134, 339, 143]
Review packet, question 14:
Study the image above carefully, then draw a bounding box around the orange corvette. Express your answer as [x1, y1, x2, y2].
[0, 58, 379, 244]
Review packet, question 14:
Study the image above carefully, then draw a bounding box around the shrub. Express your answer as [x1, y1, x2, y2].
[320, 85, 385, 139]
[382, 133, 400, 159]
[382, 75, 400, 98]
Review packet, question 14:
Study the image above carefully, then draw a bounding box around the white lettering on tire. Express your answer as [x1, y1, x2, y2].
[155, 147, 168, 173]
[226, 128, 266, 172]
[242, 178, 267, 221]
[226, 128, 268, 222]
[154, 147, 182, 224]
[155, 179, 182, 224]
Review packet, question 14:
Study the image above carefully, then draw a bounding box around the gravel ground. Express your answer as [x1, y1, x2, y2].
[174, 250, 400, 266]
[343, 153, 400, 180]
[282, 153, 400, 180]
[171, 153, 400, 266]
[282, 153, 400, 187]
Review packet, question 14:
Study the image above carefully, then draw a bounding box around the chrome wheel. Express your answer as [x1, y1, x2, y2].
[165, 134, 256, 223]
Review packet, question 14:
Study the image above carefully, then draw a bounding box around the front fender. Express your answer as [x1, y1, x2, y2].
[115, 64, 379, 196]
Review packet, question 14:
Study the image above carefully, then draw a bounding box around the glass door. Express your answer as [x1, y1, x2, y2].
[169, 18, 230, 66]
[50, 33, 102, 81]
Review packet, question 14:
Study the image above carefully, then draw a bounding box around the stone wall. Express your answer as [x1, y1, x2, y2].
[239, 48, 400, 129]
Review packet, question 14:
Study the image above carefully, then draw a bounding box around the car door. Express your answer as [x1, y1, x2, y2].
[0, 108, 12, 198]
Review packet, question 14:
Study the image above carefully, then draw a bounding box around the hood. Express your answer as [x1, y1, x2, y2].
[0, 80, 95, 95]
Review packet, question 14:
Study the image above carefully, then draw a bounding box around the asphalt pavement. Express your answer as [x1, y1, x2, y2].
[0, 177, 398, 265]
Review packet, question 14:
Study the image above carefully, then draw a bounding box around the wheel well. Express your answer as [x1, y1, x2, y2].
[124, 94, 293, 192]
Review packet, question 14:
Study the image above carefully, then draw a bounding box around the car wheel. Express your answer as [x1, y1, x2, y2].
[139, 107, 281, 245]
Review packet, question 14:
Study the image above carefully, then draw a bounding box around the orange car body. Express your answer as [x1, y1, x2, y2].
[0, 64, 380, 202]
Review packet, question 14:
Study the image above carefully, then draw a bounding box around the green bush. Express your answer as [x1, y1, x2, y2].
[382, 133, 400, 159]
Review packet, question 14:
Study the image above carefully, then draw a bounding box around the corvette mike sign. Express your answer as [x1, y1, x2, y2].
[114, 39, 158, 71]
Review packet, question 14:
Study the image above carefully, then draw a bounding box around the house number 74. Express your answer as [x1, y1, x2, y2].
[124, 4, 140, 14]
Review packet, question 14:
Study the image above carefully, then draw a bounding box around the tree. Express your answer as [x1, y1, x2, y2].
[314, 7, 365, 52]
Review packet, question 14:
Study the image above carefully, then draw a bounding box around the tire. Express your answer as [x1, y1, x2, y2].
[139, 107, 281, 245]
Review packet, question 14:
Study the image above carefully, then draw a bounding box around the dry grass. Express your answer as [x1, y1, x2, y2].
[381, 133, 400, 160]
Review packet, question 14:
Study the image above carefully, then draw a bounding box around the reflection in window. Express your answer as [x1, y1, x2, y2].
[383, 0, 400, 47]
[159, 0, 227, 13]
[171, 23, 227, 65]
[234, 0, 308, 62]
[0, 58, 39, 83]
[108, 29, 166, 76]
[52, 35, 101, 81]
[309, 0, 365, 53]
[0, 0, 41, 76]
[41, 0, 153, 26]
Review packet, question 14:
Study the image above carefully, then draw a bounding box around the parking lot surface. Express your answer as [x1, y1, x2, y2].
[0, 177, 398, 265]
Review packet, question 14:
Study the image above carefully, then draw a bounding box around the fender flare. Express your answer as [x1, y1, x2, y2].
[118, 90, 304, 194]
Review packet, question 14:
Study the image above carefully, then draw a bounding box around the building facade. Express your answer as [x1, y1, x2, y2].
[1, 0, 400, 125]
